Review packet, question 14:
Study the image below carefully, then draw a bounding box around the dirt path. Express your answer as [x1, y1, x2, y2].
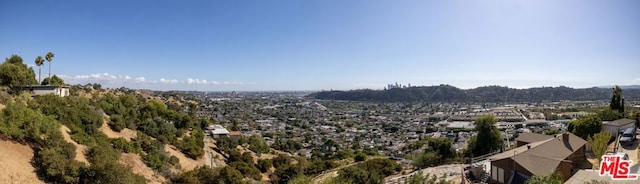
[100, 115, 137, 141]
[119, 153, 166, 184]
[0, 140, 44, 184]
[60, 125, 89, 164]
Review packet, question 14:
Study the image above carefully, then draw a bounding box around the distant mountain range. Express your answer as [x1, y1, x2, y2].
[308, 85, 640, 103]
[597, 85, 640, 89]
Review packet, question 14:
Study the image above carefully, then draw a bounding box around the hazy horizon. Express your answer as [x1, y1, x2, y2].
[2, 0, 639, 91]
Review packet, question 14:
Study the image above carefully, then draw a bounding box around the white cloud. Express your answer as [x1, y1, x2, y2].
[135, 77, 145, 82]
[159, 78, 179, 84]
[57, 73, 249, 90]
[187, 78, 208, 85]
[634, 78, 640, 83]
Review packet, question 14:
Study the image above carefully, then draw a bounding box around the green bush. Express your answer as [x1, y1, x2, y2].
[257, 159, 273, 173]
[248, 135, 270, 155]
[230, 161, 262, 180]
[111, 138, 137, 153]
[108, 114, 126, 132]
[354, 152, 367, 162]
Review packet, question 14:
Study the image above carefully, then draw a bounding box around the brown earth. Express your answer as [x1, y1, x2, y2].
[164, 144, 208, 171]
[119, 153, 166, 184]
[100, 115, 137, 141]
[60, 125, 89, 164]
[0, 140, 44, 184]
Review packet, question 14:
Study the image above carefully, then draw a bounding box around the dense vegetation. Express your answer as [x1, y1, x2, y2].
[467, 115, 503, 156]
[0, 99, 145, 184]
[412, 137, 459, 168]
[310, 85, 640, 102]
[0, 55, 37, 93]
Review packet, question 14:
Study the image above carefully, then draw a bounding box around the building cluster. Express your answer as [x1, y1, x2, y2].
[175, 91, 639, 184]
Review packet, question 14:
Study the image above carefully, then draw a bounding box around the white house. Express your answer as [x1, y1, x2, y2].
[24, 85, 70, 97]
[206, 124, 230, 138]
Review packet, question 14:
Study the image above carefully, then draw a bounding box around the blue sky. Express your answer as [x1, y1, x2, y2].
[1, 0, 639, 91]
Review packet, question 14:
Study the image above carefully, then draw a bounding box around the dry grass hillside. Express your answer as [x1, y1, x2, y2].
[119, 153, 167, 184]
[100, 115, 137, 141]
[0, 140, 44, 184]
[60, 125, 89, 164]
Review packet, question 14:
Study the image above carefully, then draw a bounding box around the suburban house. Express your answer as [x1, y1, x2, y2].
[489, 132, 587, 184]
[602, 118, 636, 139]
[23, 85, 70, 97]
[206, 124, 229, 138]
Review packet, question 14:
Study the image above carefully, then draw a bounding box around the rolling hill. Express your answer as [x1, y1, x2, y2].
[309, 85, 640, 102]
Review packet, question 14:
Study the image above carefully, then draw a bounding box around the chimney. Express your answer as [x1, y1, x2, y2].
[527, 145, 531, 149]
[562, 133, 569, 142]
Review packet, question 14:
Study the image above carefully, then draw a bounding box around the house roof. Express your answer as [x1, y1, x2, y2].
[210, 128, 229, 135]
[228, 131, 241, 136]
[207, 124, 229, 135]
[604, 118, 636, 127]
[490, 133, 587, 176]
[515, 132, 553, 144]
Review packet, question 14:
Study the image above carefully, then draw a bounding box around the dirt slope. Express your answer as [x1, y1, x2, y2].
[60, 125, 89, 164]
[119, 153, 166, 184]
[164, 144, 208, 171]
[100, 115, 137, 141]
[0, 140, 44, 184]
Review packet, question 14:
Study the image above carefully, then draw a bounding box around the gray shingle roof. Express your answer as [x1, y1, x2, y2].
[491, 133, 587, 176]
[515, 132, 553, 144]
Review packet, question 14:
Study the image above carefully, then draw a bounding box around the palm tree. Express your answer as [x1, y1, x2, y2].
[34, 56, 44, 84]
[45, 52, 54, 78]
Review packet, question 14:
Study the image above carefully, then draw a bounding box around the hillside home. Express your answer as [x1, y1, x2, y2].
[206, 124, 229, 138]
[24, 85, 70, 97]
[489, 133, 587, 184]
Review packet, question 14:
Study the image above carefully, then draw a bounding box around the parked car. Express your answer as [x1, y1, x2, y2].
[619, 127, 636, 146]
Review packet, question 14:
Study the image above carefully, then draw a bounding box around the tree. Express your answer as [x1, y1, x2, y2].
[34, 55, 44, 84]
[338, 166, 381, 184]
[0, 54, 37, 92]
[413, 151, 440, 169]
[218, 166, 245, 184]
[610, 85, 624, 113]
[568, 115, 602, 140]
[354, 152, 367, 162]
[588, 131, 612, 164]
[525, 172, 562, 184]
[288, 174, 312, 184]
[469, 115, 502, 156]
[257, 159, 273, 173]
[41, 75, 65, 85]
[249, 135, 271, 155]
[46, 52, 54, 78]
[597, 109, 623, 121]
